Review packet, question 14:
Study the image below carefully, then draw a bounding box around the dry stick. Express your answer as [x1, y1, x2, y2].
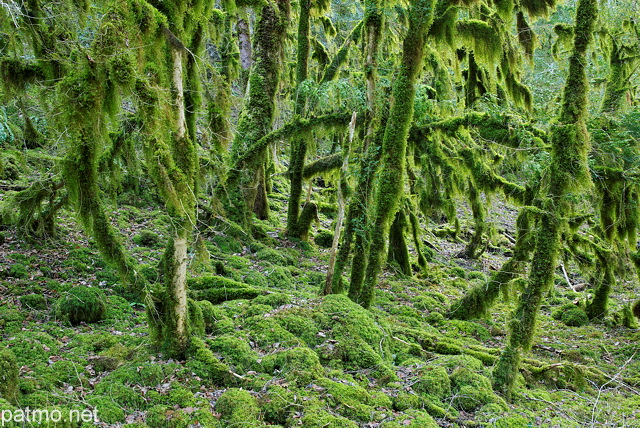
[324, 112, 357, 294]
[561, 262, 577, 292]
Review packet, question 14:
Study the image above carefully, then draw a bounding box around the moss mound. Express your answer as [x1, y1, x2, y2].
[0, 350, 18, 404]
[54, 286, 107, 325]
[188, 275, 261, 304]
[562, 307, 589, 327]
[215, 388, 261, 426]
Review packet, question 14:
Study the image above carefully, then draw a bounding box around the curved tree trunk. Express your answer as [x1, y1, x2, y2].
[358, 0, 436, 309]
[493, 0, 598, 399]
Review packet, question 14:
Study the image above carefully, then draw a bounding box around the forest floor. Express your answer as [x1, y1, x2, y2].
[1, 186, 639, 427]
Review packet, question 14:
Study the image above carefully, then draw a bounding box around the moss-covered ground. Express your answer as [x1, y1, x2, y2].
[0, 191, 639, 427]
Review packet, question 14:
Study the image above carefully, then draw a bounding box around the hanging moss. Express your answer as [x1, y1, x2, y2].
[223, 0, 290, 228]
[0, 58, 44, 94]
[455, 19, 502, 66]
[519, 0, 558, 18]
[448, 210, 533, 320]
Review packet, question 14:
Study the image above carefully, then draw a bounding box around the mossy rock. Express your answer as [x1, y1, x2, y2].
[441, 354, 484, 372]
[186, 338, 235, 387]
[247, 318, 302, 348]
[315, 378, 392, 422]
[450, 367, 505, 411]
[414, 366, 451, 400]
[208, 334, 258, 373]
[263, 266, 294, 289]
[6, 331, 60, 366]
[561, 307, 589, 327]
[300, 408, 358, 428]
[87, 395, 126, 424]
[0, 350, 18, 404]
[215, 388, 260, 426]
[261, 385, 301, 424]
[256, 247, 296, 266]
[54, 286, 107, 325]
[313, 229, 334, 248]
[146, 405, 190, 428]
[260, 347, 323, 384]
[552, 303, 579, 320]
[275, 311, 319, 345]
[379, 409, 439, 428]
[253, 292, 292, 308]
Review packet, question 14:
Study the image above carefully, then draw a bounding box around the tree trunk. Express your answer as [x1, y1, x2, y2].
[223, 0, 290, 230]
[333, 0, 384, 296]
[387, 207, 411, 275]
[358, 0, 436, 309]
[493, 0, 598, 399]
[287, 0, 311, 239]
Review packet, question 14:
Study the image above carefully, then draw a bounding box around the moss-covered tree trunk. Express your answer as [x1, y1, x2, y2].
[357, 0, 436, 309]
[223, 0, 290, 230]
[286, 0, 311, 239]
[493, 0, 598, 399]
[463, 181, 488, 259]
[332, 0, 383, 295]
[387, 206, 411, 275]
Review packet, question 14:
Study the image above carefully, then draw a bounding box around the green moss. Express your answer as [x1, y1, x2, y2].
[54, 286, 107, 325]
[208, 334, 258, 372]
[414, 366, 450, 400]
[561, 307, 589, 327]
[450, 367, 505, 411]
[18, 294, 47, 311]
[189, 275, 261, 304]
[260, 347, 323, 384]
[316, 378, 392, 422]
[314, 229, 334, 248]
[0, 350, 18, 404]
[276, 312, 320, 345]
[93, 382, 146, 409]
[253, 292, 292, 307]
[185, 338, 235, 386]
[146, 405, 189, 428]
[247, 318, 301, 348]
[87, 395, 125, 424]
[215, 388, 260, 426]
[264, 266, 294, 289]
[256, 247, 297, 266]
[260, 384, 300, 424]
[133, 230, 162, 247]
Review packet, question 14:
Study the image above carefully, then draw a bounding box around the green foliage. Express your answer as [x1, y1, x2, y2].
[54, 286, 107, 325]
[18, 294, 47, 310]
